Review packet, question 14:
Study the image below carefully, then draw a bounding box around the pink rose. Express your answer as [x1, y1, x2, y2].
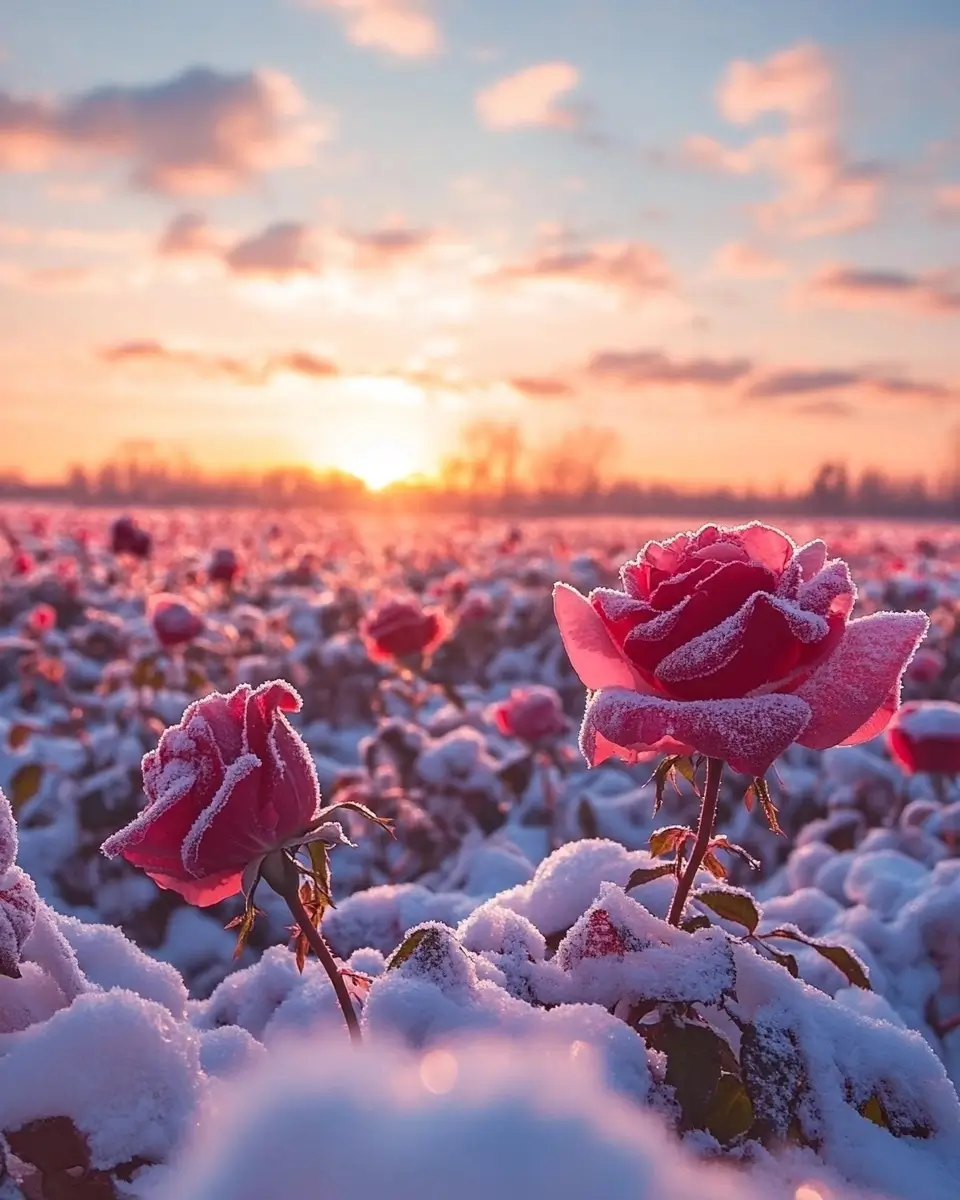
[111, 515, 151, 559]
[492, 686, 568, 744]
[149, 593, 205, 650]
[25, 603, 57, 636]
[362, 598, 446, 663]
[209, 547, 240, 584]
[0, 789, 38, 979]
[554, 522, 927, 777]
[886, 701, 960, 776]
[101, 681, 339, 906]
[905, 646, 946, 688]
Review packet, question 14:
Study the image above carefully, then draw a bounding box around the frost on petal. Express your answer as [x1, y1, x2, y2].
[794, 539, 828, 580]
[0, 867, 38, 978]
[180, 754, 265, 879]
[580, 688, 811, 777]
[553, 583, 644, 691]
[797, 560, 856, 618]
[244, 679, 303, 760]
[735, 522, 795, 572]
[795, 611, 929, 750]
[0, 789, 17, 876]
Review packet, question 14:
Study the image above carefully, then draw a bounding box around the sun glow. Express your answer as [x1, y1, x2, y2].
[314, 375, 432, 490]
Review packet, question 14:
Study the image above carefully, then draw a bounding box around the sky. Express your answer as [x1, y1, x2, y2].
[1, 0, 959, 492]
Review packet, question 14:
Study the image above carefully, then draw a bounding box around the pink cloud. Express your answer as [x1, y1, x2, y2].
[0, 67, 324, 195]
[484, 238, 671, 301]
[304, 0, 440, 58]
[806, 263, 960, 316]
[683, 43, 885, 237]
[509, 376, 575, 399]
[99, 340, 338, 384]
[224, 222, 321, 279]
[587, 349, 752, 388]
[935, 184, 960, 218]
[476, 62, 580, 131]
[157, 212, 226, 258]
[711, 241, 786, 279]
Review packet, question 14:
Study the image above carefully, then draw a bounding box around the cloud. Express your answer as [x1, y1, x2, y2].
[711, 241, 785, 279]
[746, 364, 952, 402]
[509, 376, 575, 399]
[935, 184, 960, 218]
[793, 398, 856, 418]
[100, 339, 338, 384]
[683, 43, 885, 237]
[484, 239, 672, 301]
[587, 349, 753, 388]
[476, 62, 580, 131]
[0, 67, 324, 194]
[805, 263, 960, 316]
[303, 0, 440, 58]
[224, 222, 321, 279]
[346, 226, 438, 269]
[157, 212, 226, 258]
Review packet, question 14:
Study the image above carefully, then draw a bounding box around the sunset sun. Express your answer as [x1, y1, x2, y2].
[316, 375, 431, 490]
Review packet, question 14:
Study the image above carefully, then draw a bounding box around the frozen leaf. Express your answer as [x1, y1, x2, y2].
[643, 1016, 739, 1134]
[706, 1072, 754, 1145]
[740, 1020, 806, 1143]
[648, 825, 692, 857]
[708, 835, 761, 871]
[386, 926, 433, 971]
[625, 863, 676, 890]
[695, 888, 760, 934]
[10, 763, 43, 812]
[761, 926, 871, 990]
[750, 777, 782, 836]
[701, 851, 727, 880]
[680, 914, 712, 934]
[7, 723, 36, 751]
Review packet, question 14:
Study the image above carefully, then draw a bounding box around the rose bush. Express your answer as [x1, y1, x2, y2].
[491, 686, 568, 744]
[101, 681, 333, 906]
[555, 522, 927, 777]
[362, 597, 446, 663]
[886, 700, 960, 776]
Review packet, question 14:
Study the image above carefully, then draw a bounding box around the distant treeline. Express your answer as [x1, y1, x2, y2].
[0, 427, 956, 518]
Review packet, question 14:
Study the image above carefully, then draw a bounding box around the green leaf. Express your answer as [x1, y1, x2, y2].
[315, 799, 394, 837]
[759, 943, 800, 978]
[649, 755, 683, 817]
[740, 1021, 807, 1142]
[386, 927, 432, 971]
[625, 863, 676, 890]
[760, 927, 871, 990]
[709, 835, 761, 872]
[706, 1072, 755, 1144]
[648, 824, 692, 857]
[701, 851, 727, 880]
[642, 1016, 740, 1135]
[694, 887, 760, 934]
[859, 1094, 888, 1128]
[10, 762, 43, 812]
[680, 914, 712, 934]
[307, 841, 333, 908]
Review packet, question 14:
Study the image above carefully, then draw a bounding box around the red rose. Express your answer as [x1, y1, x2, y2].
[102, 681, 338, 906]
[149, 593, 205, 650]
[111, 516, 151, 559]
[11, 551, 34, 577]
[886, 701, 960, 776]
[26, 603, 57, 636]
[209, 547, 240, 584]
[0, 788, 38, 979]
[555, 522, 927, 777]
[362, 598, 446, 663]
[904, 647, 946, 688]
[492, 686, 568, 744]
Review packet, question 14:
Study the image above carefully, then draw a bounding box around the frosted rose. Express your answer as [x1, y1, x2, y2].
[111, 515, 151, 559]
[886, 701, 960, 776]
[555, 522, 927, 777]
[362, 598, 446, 663]
[150, 593, 205, 649]
[492, 686, 568, 744]
[209, 546, 240, 584]
[102, 681, 338, 906]
[26, 603, 57, 636]
[905, 647, 946, 688]
[0, 789, 38, 979]
[11, 551, 34, 577]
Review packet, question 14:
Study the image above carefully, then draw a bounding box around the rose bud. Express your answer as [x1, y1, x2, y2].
[101, 681, 345, 906]
[361, 597, 447, 663]
[491, 686, 568, 744]
[209, 546, 240, 585]
[0, 788, 38, 979]
[149, 593, 205, 650]
[555, 522, 927, 778]
[111, 515, 151, 559]
[904, 646, 946, 688]
[886, 701, 960, 777]
[25, 603, 57, 636]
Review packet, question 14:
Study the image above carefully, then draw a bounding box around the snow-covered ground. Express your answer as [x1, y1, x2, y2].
[2, 509, 960, 1198]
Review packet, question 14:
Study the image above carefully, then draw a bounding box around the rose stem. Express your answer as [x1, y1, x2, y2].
[667, 756, 724, 927]
[539, 753, 558, 852]
[284, 885, 362, 1044]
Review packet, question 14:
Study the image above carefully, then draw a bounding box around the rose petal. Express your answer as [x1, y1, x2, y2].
[144, 866, 243, 907]
[553, 583, 648, 691]
[737, 522, 795, 572]
[580, 687, 812, 777]
[794, 540, 828, 580]
[0, 790, 17, 876]
[262, 712, 323, 830]
[180, 753, 266, 878]
[244, 679, 302, 759]
[795, 611, 929, 750]
[798, 560, 856, 618]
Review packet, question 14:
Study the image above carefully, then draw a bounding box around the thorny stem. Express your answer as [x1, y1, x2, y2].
[667, 756, 724, 927]
[284, 884, 362, 1044]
